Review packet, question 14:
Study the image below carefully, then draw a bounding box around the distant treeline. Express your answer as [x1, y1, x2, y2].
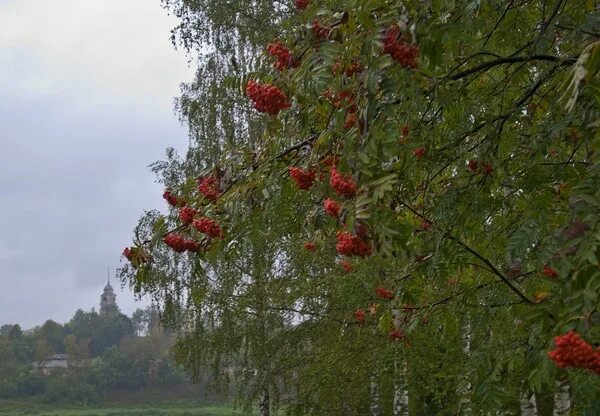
[0, 306, 205, 405]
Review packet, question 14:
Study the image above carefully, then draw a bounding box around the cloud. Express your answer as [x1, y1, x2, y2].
[0, 0, 192, 113]
[0, 0, 194, 328]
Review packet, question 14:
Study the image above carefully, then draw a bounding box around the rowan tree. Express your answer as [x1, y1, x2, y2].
[120, 1, 600, 414]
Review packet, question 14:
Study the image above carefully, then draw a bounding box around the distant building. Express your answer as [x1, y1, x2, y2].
[35, 353, 68, 375]
[34, 353, 92, 375]
[100, 277, 118, 315]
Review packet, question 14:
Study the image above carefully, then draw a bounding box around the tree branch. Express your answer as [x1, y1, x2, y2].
[447, 55, 575, 81]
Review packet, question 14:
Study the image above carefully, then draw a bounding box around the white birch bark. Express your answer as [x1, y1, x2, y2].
[393, 360, 409, 416]
[392, 309, 409, 416]
[259, 386, 270, 416]
[520, 391, 538, 416]
[370, 374, 382, 416]
[458, 317, 472, 415]
[553, 379, 571, 416]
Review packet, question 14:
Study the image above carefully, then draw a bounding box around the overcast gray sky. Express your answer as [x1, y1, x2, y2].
[0, 0, 194, 329]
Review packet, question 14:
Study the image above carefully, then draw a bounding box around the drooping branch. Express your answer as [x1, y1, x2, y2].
[447, 54, 576, 81]
[395, 198, 534, 304]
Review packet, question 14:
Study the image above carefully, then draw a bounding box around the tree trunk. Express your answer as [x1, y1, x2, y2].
[392, 309, 409, 416]
[370, 375, 382, 416]
[520, 391, 538, 416]
[259, 386, 270, 416]
[393, 360, 409, 416]
[457, 318, 472, 415]
[553, 379, 570, 416]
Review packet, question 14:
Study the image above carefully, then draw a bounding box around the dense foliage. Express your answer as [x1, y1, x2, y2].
[121, 0, 600, 414]
[0, 306, 189, 405]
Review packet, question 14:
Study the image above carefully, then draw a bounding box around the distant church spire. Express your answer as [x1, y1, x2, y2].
[100, 267, 117, 315]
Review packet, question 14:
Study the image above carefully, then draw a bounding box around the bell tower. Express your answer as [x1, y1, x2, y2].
[100, 268, 117, 315]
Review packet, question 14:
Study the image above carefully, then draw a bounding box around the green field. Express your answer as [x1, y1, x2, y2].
[0, 402, 242, 416]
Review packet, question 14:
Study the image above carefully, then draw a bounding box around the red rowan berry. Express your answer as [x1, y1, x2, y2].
[345, 60, 363, 77]
[548, 331, 600, 375]
[402, 125, 410, 138]
[354, 309, 366, 324]
[467, 160, 479, 172]
[340, 259, 353, 273]
[330, 167, 356, 198]
[245, 80, 290, 115]
[184, 240, 201, 253]
[383, 25, 419, 69]
[389, 328, 405, 341]
[289, 166, 316, 190]
[163, 190, 185, 207]
[336, 231, 372, 257]
[312, 19, 330, 40]
[324, 198, 341, 218]
[179, 206, 197, 225]
[294, 0, 309, 10]
[164, 233, 187, 252]
[413, 146, 426, 158]
[344, 112, 357, 130]
[542, 265, 558, 278]
[266, 40, 300, 71]
[304, 242, 317, 252]
[193, 217, 223, 239]
[375, 286, 394, 300]
[198, 176, 220, 201]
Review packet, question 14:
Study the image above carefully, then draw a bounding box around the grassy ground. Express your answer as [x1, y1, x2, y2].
[0, 401, 242, 416]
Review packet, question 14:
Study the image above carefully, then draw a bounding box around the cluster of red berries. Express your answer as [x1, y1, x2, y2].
[324, 198, 341, 218]
[332, 60, 363, 77]
[402, 125, 410, 138]
[304, 241, 317, 252]
[122, 246, 150, 265]
[389, 328, 405, 341]
[344, 112, 364, 132]
[312, 19, 330, 40]
[336, 231, 372, 257]
[245, 80, 291, 115]
[467, 160, 494, 175]
[294, 0, 309, 10]
[413, 146, 426, 158]
[548, 331, 600, 375]
[331, 61, 341, 75]
[328, 89, 356, 111]
[344, 112, 357, 130]
[376, 286, 394, 300]
[164, 233, 200, 253]
[198, 176, 220, 201]
[266, 41, 299, 71]
[340, 259, 353, 273]
[289, 166, 316, 190]
[330, 167, 357, 197]
[354, 309, 366, 324]
[193, 217, 223, 238]
[383, 25, 419, 69]
[179, 206, 197, 225]
[163, 190, 185, 207]
[467, 160, 478, 172]
[542, 265, 558, 278]
[345, 60, 363, 77]
[321, 155, 338, 167]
